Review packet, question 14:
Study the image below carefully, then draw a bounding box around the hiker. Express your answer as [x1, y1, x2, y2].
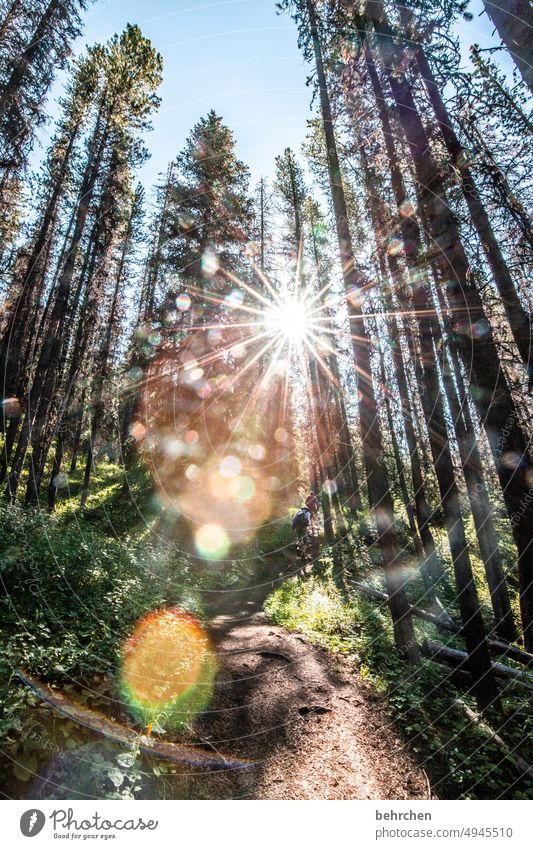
[305, 490, 319, 531]
[292, 507, 311, 543]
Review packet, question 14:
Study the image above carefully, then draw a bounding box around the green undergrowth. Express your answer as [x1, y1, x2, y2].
[336, 504, 521, 636]
[0, 460, 295, 792]
[264, 568, 533, 800]
[0, 482, 293, 701]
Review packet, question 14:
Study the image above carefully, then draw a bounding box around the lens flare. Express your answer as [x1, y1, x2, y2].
[266, 298, 310, 342]
[120, 609, 216, 730]
[219, 454, 241, 478]
[176, 293, 191, 311]
[195, 522, 230, 559]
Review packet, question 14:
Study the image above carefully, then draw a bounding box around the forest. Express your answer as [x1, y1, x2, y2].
[0, 0, 532, 801]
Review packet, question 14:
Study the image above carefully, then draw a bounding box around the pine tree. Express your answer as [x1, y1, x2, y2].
[5, 24, 162, 503]
[0, 0, 87, 254]
[280, 0, 420, 664]
[165, 110, 251, 284]
[481, 0, 533, 92]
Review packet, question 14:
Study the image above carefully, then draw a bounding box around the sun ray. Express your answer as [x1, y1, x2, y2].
[302, 334, 340, 387]
[248, 263, 287, 308]
[221, 267, 283, 311]
[185, 284, 267, 317]
[216, 336, 286, 460]
[300, 278, 335, 311]
[303, 327, 339, 358]
[182, 325, 278, 372]
[202, 331, 283, 417]
[186, 320, 266, 331]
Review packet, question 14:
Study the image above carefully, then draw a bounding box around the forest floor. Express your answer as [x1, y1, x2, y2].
[183, 555, 431, 800]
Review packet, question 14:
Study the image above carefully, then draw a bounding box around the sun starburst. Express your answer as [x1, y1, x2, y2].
[265, 296, 312, 343]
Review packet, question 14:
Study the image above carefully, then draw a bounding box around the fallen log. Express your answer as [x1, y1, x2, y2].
[456, 698, 533, 781]
[349, 580, 533, 667]
[16, 669, 251, 771]
[348, 580, 459, 632]
[421, 640, 533, 690]
[487, 639, 533, 669]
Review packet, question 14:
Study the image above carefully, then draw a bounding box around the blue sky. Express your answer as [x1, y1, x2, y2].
[38, 0, 507, 192]
[68, 0, 312, 189]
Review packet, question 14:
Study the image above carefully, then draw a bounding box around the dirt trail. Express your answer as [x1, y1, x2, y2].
[183, 556, 431, 800]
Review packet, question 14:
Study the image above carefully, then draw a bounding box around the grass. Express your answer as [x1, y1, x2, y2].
[0, 457, 299, 798]
[264, 565, 533, 800]
[0, 456, 530, 800]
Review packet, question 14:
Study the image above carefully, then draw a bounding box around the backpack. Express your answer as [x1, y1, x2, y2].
[292, 509, 310, 530]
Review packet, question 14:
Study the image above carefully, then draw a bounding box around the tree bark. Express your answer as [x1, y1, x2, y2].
[306, 0, 419, 663]
[365, 0, 533, 652]
[481, 0, 533, 93]
[413, 44, 533, 387]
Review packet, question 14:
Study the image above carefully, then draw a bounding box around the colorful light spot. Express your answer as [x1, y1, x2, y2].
[468, 385, 486, 402]
[185, 464, 199, 482]
[188, 367, 204, 382]
[501, 452, 522, 470]
[323, 479, 337, 495]
[387, 237, 404, 256]
[129, 421, 146, 442]
[179, 215, 194, 231]
[235, 476, 255, 502]
[201, 249, 219, 277]
[197, 383, 213, 399]
[52, 471, 68, 490]
[127, 366, 143, 382]
[195, 523, 230, 559]
[346, 286, 364, 308]
[120, 609, 217, 730]
[249, 442, 265, 461]
[274, 427, 288, 445]
[2, 397, 21, 417]
[163, 437, 184, 459]
[399, 199, 415, 218]
[220, 455, 241, 478]
[185, 430, 199, 445]
[225, 288, 244, 308]
[469, 319, 490, 339]
[176, 293, 191, 312]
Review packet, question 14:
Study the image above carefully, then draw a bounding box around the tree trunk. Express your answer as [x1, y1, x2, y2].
[365, 1, 533, 652]
[0, 0, 62, 120]
[357, 139, 445, 595]
[307, 0, 419, 663]
[440, 343, 518, 642]
[414, 44, 533, 387]
[481, 0, 533, 93]
[376, 340, 423, 556]
[6, 105, 109, 501]
[0, 120, 81, 410]
[363, 37, 500, 707]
